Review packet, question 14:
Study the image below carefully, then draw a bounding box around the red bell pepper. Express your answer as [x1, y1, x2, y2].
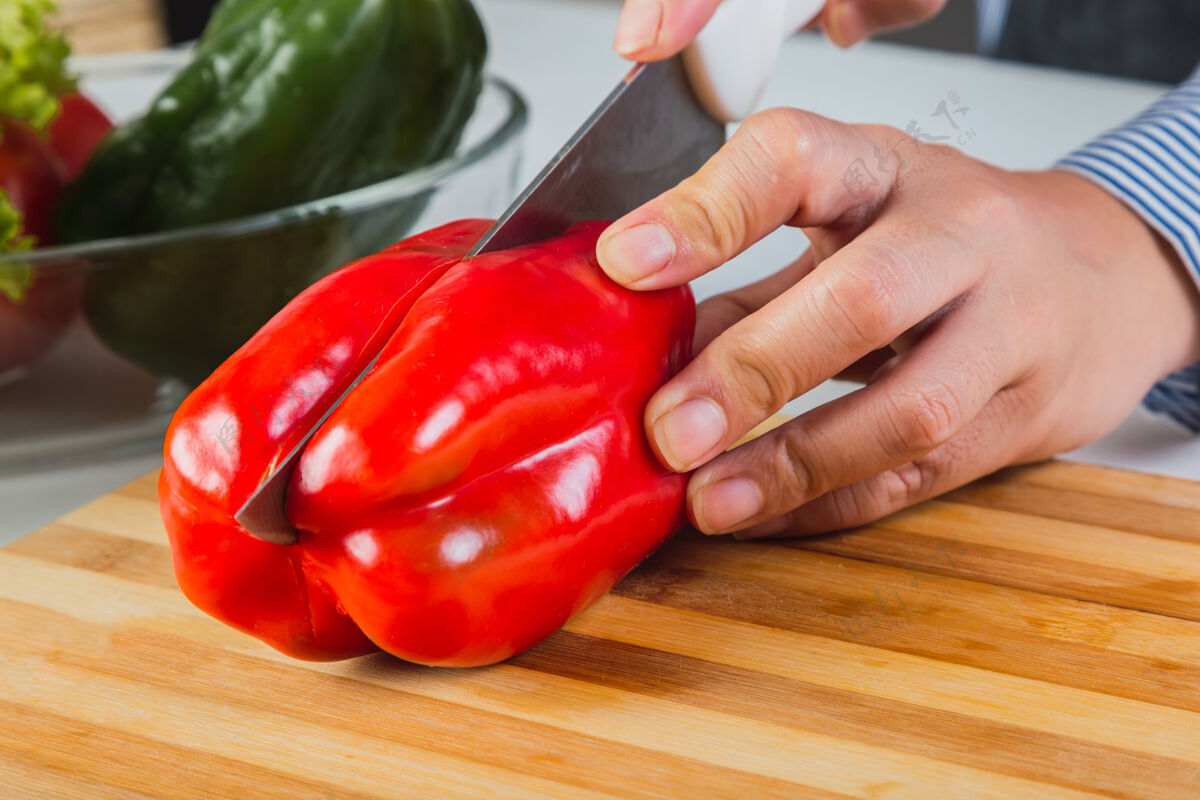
[159, 220, 695, 666]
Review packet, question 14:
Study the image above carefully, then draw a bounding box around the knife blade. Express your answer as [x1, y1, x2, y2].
[470, 55, 725, 255]
[236, 54, 724, 544]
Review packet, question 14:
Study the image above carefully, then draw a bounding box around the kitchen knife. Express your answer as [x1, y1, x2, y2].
[468, 55, 724, 255]
[236, 0, 825, 544]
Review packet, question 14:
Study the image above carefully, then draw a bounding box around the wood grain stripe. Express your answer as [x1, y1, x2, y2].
[879, 500, 1200, 585]
[0, 701, 381, 800]
[0, 593, 1105, 799]
[946, 474, 1200, 543]
[615, 539, 1200, 712]
[1, 756, 160, 800]
[798, 524, 1200, 621]
[514, 630, 1199, 800]
[55, 628, 846, 800]
[1, 657, 625, 800]
[640, 535, 1200, 661]
[571, 597, 1200, 759]
[58, 492, 170, 547]
[989, 461, 1200, 512]
[6, 523, 176, 589]
[0, 551, 196, 625]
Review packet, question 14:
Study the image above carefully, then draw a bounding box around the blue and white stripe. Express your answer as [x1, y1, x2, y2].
[1058, 65, 1200, 432]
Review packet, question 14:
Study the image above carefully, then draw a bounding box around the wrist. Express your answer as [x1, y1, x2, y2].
[1041, 168, 1200, 374]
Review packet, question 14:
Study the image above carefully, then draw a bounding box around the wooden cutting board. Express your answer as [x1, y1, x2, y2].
[2, 460, 1199, 799]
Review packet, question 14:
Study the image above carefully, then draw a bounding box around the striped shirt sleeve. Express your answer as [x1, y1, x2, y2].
[1057, 65, 1200, 433]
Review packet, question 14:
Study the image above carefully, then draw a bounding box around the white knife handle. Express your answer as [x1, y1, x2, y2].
[682, 0, 825, 123]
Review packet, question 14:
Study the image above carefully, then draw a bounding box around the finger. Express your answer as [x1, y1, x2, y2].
[685, 306, 1014, 533]
[693, 249, 817, 351]
[819, 0, 948, 48]
[646, 216, 980, 475]
[613, 0, 723, 60]
[596, 109, 896, 289]
[734, 384, 1039, 537]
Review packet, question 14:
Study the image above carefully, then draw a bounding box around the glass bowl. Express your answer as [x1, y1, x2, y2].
[0, 51, 527, 473]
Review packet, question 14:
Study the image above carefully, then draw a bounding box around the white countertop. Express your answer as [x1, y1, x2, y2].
[1, 0, 1196, 546]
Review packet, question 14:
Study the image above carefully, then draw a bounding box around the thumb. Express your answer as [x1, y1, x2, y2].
[596, 109, 896, 290]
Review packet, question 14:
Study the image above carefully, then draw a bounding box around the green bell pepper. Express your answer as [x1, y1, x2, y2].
[55, 0, 486, 385]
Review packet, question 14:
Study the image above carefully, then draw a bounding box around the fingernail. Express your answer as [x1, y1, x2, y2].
[597, 223, 675, 285]
[697, 478, 763, 534]
[653, 397, 727, 471]
[614, 0, 662, 56]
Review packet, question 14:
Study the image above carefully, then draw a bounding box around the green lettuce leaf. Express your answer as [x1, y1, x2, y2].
[0, 192, 34, 302]
[0, 0, 74, 133]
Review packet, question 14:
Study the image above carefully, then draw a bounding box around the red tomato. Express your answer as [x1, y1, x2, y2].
[46, 92, 113, 182]
[0, 270, 82, 378]
[0, 118, 64, 245]
[0, 119, 77, 376]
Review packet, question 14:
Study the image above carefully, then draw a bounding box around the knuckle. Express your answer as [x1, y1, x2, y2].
[734, 107, 830, 193]
[886, 380, 964, 455]
[820, 465, 928, 532]
[674, 108, 839, 264]
[676, 173, 747, 260]
[815, 257, 903, 352]
[827, 483, 871, 527]
[719, 336, 797, 418]
[774, 428, 819, 501]
[878, 460, 935, 512]
[739, 107, 817, 176]
[678, 108, 819, 259]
